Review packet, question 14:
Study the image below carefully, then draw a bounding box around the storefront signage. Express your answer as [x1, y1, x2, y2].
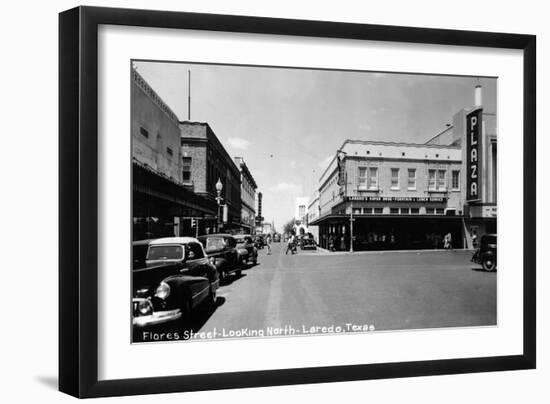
[345, 196, 446, 203]
[466, 108, 483, 202]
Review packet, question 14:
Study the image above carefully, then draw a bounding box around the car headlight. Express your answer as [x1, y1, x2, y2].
[134, 299, 153, 316]
[154, 282, 171, 300]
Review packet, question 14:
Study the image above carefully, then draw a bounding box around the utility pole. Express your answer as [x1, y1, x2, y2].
[349, 200, 354, 253]
[187, 70, 191, 120]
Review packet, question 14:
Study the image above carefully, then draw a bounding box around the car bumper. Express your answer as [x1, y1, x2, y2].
[133, 308, 182, 328]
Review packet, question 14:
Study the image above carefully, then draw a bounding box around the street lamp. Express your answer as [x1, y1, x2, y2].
[215, 178, 223, 232]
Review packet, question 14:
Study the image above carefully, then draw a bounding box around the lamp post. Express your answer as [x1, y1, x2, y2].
[215, 178, 223, 232]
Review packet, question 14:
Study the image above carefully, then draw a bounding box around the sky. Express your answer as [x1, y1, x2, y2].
[134, 60, 496, 231]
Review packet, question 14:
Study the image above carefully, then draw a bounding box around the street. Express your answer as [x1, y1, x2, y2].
[135, 243, 496, 342]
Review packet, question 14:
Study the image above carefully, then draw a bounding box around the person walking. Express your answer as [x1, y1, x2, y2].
[285, 233, 295, 255]
[266, 234, 272, 255]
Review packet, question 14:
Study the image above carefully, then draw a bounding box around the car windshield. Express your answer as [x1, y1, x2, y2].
[146, 245, 184, 260]
[204, 237, 225, 251]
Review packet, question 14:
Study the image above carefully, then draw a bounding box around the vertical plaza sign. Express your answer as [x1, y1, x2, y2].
[466, 108, 483, 202]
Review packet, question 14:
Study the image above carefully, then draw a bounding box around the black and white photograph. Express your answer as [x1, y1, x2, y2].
[131, 61, 497, 343]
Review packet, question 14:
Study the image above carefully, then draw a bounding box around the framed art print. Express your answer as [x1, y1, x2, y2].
[59, 6, 536, 398]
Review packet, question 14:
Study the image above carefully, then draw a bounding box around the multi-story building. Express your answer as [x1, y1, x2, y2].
[310, 85, 496, 251]
[234, 157, 257, 233]
[180, 122, 242, 233]
[132, 68, 213, 239]
[294, 197, 309, 236]
[306, 191, 320, 241]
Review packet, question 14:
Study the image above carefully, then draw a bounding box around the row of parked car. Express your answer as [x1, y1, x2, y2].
[132, 233, 259, 330]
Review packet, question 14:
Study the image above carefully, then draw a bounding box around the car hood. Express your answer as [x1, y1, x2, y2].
[133, 263, 181, 296]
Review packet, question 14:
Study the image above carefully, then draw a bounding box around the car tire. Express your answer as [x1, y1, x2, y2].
[482, 258, 496, 272]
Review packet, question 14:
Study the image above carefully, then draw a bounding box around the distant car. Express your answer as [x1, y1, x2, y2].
[273, 233, 281, 243]
[300, 233, 317, 250]
[472, 234, 497, 272]
[132, 237, 219, 329]
[133, 239, 153, 269]
[235, 234, 258, 265]
[198, 234, 242, 282]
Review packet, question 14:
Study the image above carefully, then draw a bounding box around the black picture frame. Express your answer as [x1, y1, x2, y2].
[59, 6, 536, 398]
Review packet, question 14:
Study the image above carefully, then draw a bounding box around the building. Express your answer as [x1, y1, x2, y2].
[294, 197, 309, 236]
[179, 121, 242, 234]
[234, 157, 257, 233]
[310, 86, 496, 251]
[306, 191, 320, 241]
[132, 68, 215, 240]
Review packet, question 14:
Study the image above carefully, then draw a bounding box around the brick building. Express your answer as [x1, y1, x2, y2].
[180, 122, 242, 233]
[234, 157, 257, 233]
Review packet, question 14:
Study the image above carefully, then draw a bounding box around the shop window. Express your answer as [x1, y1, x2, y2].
[390, 207, 399, 214]
[426, 208, 435, 215]
[408, 169, 416, 190]
[391, 168, 400, 189]
[411, 207, 420, 214]
[374, 207, 383, 214]
[368, 167, 378, 190]
[452, 170, 460, 190]
[436, 208, 445, 215]
[400, 207, 410, 215]
[363, 208, 373, 214]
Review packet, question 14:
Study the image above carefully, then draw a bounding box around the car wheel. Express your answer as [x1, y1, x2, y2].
[482, 258, 496, 272]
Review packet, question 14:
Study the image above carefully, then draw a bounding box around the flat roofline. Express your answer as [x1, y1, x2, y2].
[343, 139, 461, 149]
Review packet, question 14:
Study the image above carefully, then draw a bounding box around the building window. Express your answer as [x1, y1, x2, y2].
[298, 205, 306, 218]
[390, 207, 399, 214]
[408, 169, 416, 190]
[411, 207, 420, 214]
[400, 207, 410, 215]
[391, 168, 400, 189]
[139, 126, 149, 138]
[436, 208, 445, 215]
[363, 208, 373, 214]
[368, 167, 378, 190]
[182, 157, 192, 181]
[437, 170, 447, 190]
[166, 147, 173, 157]
[426, 208, 435, 215]
[429, 169, 447, 191]
[358, 167, 367, 189]
[452, 170, 460, 190]
[374, 207, 383, 214]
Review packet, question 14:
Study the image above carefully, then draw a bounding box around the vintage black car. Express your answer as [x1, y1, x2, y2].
[198, 234, 242, 282]
[472, 234, 497, 272]
[132, 237, 219, 329]
[300, 232, 317, 250]
[132, 239, 152, 269]
[235, 234, 258, 265]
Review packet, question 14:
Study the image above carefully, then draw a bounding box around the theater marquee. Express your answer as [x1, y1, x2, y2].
[466, 108, 483, 202]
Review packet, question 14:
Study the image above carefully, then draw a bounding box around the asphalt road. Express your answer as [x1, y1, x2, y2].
[136, 243, 496, 342]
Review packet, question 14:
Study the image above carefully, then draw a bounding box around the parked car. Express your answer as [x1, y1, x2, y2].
[132, 237, 219, 329]
[300, 232, 317, 250]
[273, 233, 281, 243]
[254, 234, 266, 249]
[235, 234, 258, 265]
[198, 234, 242, 282]
[132, 239, 153, 269]
[471, 234, 497, 272]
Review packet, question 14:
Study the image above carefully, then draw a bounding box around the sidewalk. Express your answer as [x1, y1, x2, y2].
[313, 246, 474, 256]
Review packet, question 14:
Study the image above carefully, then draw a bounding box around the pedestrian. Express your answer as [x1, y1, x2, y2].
[266, 234, 272, 255]
[443, 232, 452, 249]
[285, 233, 295, 255]
[328, 234, 335, 252]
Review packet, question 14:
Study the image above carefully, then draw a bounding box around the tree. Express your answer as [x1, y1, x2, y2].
[282, 218, 295, 235]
